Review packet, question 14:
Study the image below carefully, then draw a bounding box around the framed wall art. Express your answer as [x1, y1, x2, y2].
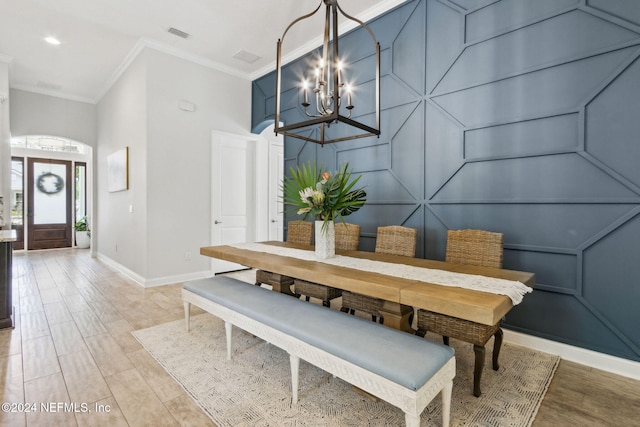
[107, 147, 129, 192]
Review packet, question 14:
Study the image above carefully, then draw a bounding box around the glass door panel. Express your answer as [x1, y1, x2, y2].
[75, 162, 86, 221]
[10, 157, 24, 250]
[27, 158, 72, 250]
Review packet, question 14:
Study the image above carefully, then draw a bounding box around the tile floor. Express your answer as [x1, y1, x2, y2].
[0, 249, 638, 426]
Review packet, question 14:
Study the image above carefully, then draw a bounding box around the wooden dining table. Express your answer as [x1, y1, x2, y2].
[200, 241, 536, 333]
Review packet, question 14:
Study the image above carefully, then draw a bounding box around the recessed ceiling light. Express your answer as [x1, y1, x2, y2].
[44, 37, 61, 45]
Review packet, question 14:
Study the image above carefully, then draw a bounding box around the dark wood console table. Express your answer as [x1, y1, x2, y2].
[0, 230, 17, 329]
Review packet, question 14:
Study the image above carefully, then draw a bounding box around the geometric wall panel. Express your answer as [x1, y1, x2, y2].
[503, 249, 577, 292]
[426, 0, 463, 92]
[583, 214, 640, 350]
[466, 0, 580, 43]
[253, 0, 640, 361]
[438, 10, 639, 93]
[429, 203, 636, 250]
[392, 103, 425, 198]
[392, 0, 425, 94]
[425, 102, 463, 198]
[588, 0, 640, 27]
[433, 153, 639, 202]
[347, 203, 420, 235]
[506, 291, 638, 360]
[359, 170, 417, 203]
[432, 47, 638, 127]
[464, 113, 579, 160]
[586, 55, 640, 188]
[337, 143, 390, 173]
[449, 0, 494, 11]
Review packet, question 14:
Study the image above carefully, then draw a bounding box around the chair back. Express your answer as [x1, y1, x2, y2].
[286, 220, 313, 245]
[335, 222, 361, 251]
[375, 225, 417, 257]
[445, 229, 503, 268]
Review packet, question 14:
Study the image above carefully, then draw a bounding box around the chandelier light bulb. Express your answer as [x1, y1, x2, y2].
[274, 0, 380, 145]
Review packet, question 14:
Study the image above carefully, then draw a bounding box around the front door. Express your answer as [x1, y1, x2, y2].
[27, 158, 72, 250]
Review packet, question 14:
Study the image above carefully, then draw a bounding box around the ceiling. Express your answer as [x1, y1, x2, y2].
[0, 0, 405, 104]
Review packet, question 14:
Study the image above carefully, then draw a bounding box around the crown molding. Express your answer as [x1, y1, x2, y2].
[95, 38, 254, 103]
[77, 0, 411, 103]
[10, 83, 95, 104]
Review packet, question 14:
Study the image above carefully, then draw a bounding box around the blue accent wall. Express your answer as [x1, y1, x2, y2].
[252, 0, 640, 362]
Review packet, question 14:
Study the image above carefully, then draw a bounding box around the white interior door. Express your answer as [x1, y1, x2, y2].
[268, 141, 284, 241]
[211, 131, 256, 273]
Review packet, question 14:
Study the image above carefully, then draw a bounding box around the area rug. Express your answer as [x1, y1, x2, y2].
[133, 314, 559, 427]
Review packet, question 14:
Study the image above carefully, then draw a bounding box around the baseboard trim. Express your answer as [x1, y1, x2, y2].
[96, 253, 146, 287]
[144, 270, 212, 288]
[96, 253, 211, 288]
[503, 329, 640, 380]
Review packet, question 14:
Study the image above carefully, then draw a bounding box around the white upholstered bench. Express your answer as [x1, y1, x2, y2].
[182, 276, 456, 427]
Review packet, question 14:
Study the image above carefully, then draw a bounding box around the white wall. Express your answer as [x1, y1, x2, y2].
[96, 47, 251, 285]
[145, 49, 251, 282]
[9, 89, 97, 147]
[96, 51, 149, 278]
[0, 61, 9, 227]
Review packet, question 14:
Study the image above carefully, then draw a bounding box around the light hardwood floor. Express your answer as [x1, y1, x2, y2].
[1, 249, 638, 426]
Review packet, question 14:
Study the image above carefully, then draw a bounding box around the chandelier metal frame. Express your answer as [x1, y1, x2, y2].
[274, 0, 381, 146]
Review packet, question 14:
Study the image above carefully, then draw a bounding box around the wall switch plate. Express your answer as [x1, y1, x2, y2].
[179, 100, 196, 112]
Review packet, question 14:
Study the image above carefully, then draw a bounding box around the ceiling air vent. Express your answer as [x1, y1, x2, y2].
[233, 50, 260, 64]
[168, 27, 190, 39]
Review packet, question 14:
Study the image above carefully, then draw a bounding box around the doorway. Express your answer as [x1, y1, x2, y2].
[210, 130, 257, 273]
[11, 135, 92, 251]
[27, 158, 73, 249]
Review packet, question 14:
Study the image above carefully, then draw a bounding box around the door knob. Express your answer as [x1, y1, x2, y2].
[214, 220, 222, 224]
[271, 219, 277, 223]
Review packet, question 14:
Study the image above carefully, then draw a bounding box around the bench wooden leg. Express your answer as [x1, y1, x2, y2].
[183, 302, 191, 331]
[290, 354, 300, 405]
[442, 379, 453, 427]
[493, 328, 503, 370]
[473, 344, 485, 397]
[404, 412, 420, 427]
[225, 321, 232, 360]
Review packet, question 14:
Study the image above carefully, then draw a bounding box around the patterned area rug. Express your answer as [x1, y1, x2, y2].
[133, 314, 558, 427]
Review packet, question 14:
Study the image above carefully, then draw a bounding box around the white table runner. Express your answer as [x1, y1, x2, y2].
[230, 243, 533, 305]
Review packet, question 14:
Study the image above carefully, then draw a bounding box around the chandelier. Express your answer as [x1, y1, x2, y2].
[274, 0, 380, 146]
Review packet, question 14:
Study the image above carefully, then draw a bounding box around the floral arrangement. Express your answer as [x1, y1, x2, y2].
[282, 162, 366, 228]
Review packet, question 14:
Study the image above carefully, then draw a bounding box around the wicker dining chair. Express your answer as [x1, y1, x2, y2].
[294, 222, 361, 308]
[416, 228, 504, 397]
[255, 220, 313, 295]
[340, 225, 417, 323]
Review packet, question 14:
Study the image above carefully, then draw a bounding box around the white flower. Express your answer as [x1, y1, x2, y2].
[299, 187, 314, 202]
